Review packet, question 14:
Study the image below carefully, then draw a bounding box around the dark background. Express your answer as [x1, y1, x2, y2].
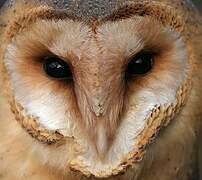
[193, 0, 202, 12]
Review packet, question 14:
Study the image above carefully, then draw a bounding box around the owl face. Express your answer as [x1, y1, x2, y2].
[2, 3, 192, 177]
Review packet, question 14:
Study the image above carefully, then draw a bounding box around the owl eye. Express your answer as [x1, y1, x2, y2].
[126, 52, 154, 77]
[43, 56, 73, 79]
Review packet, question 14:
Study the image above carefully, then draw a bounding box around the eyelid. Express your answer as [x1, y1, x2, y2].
[127, 50, 155, 64]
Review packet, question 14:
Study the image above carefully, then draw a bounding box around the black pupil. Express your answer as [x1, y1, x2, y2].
[44, 53, 153, 80]
[43, 57, 72, 79]
[127, 53, 154, 77]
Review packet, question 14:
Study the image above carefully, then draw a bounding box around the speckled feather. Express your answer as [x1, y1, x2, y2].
[0, 0, 200, 20]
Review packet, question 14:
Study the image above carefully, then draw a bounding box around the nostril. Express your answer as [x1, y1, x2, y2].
[91, 100, 105, 117]
[93, 103, 104, 117]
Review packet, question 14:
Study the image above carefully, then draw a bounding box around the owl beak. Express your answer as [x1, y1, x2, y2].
[76, 89, 125, 157]
[96, 119, 110, 158]
[91, 96, 105, 117]
[73, 66, 125, 157]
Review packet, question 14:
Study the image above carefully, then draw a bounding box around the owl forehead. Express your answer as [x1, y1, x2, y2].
[41, 17, 146, 60]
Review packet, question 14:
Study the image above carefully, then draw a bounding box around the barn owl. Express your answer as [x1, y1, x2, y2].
[0, 0, 202, 179]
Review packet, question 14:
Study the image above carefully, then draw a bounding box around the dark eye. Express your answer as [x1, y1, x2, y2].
[126, 52, 154, 77]
[43, 56, 73, 79]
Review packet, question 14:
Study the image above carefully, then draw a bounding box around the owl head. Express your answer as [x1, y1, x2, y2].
[0, 0, 195, 178]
